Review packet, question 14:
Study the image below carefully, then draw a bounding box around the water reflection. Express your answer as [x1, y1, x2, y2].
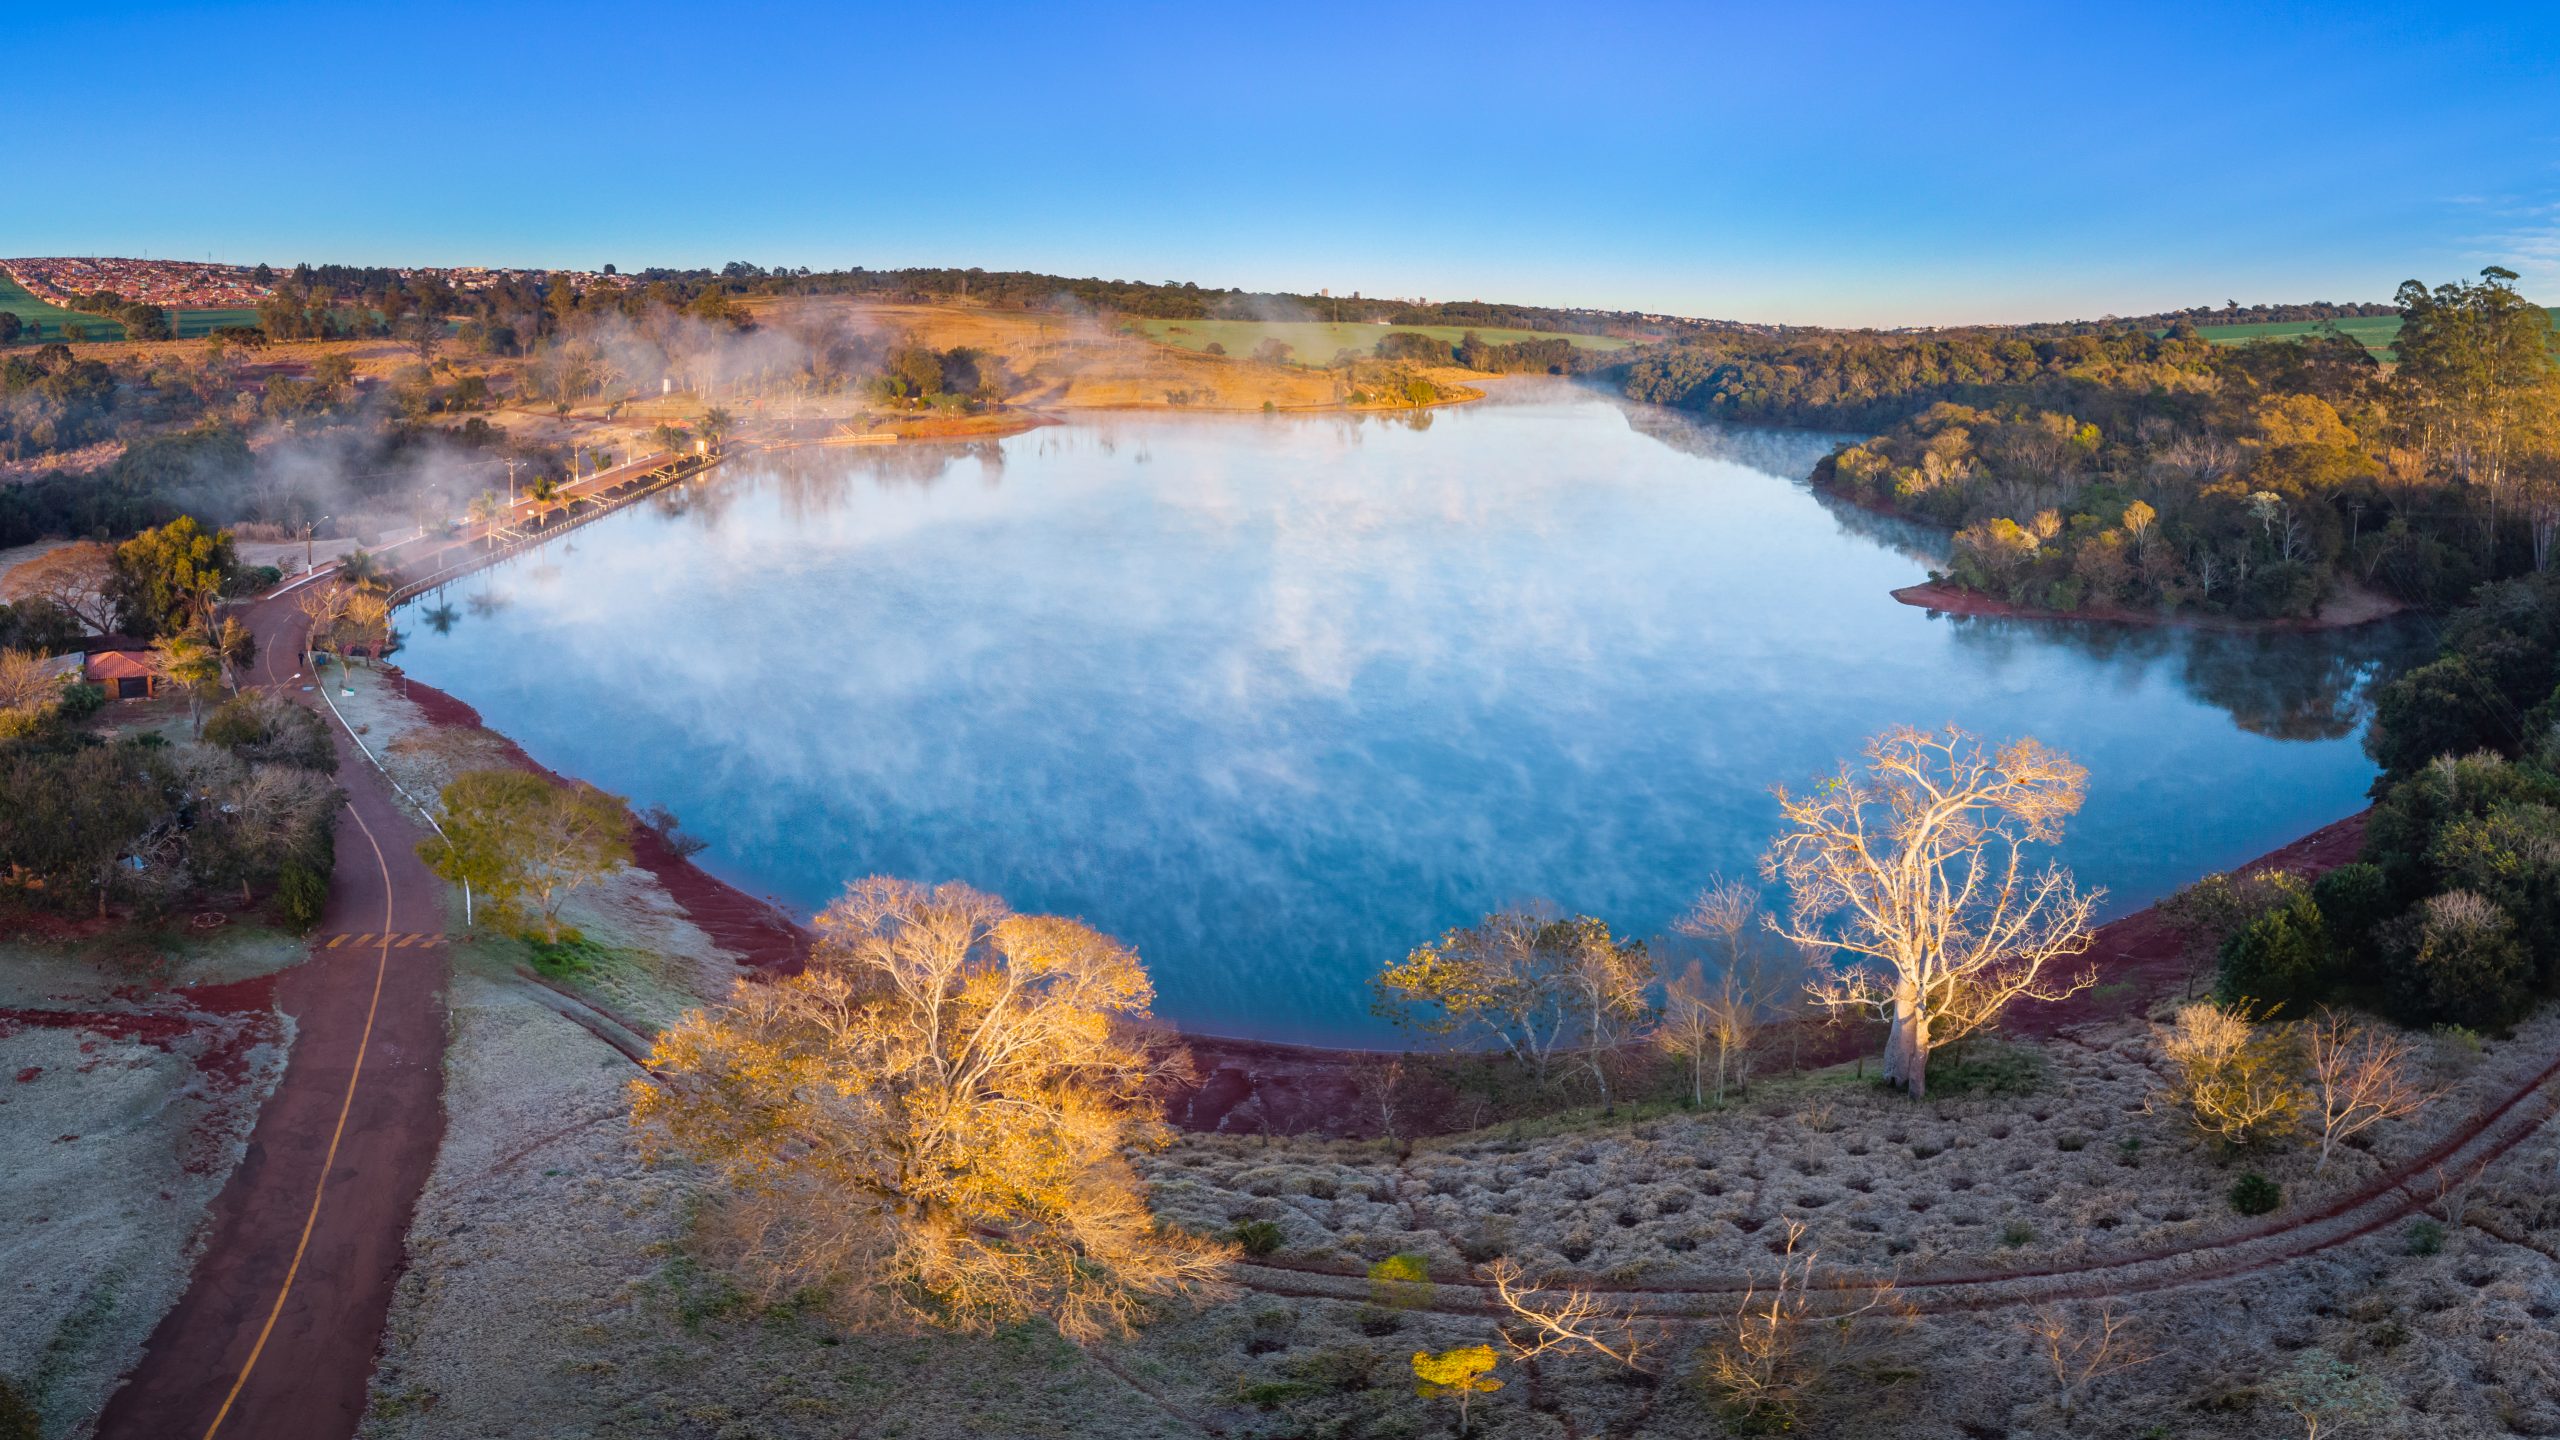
[397, 381, 2413, 1042]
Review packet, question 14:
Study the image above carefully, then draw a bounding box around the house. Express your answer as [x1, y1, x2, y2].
[82, 643, 160, 700]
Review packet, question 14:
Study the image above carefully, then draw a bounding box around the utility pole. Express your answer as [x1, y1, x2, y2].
[505, 456, 519, 506]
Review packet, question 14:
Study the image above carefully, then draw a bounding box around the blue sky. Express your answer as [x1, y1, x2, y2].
[6, 0, 2555, 326]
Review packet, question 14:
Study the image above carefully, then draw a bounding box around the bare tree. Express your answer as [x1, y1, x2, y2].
[0, 648, 63, 715]
[1767, 726, 2101, 1098]
[1485, 1257, 1651, 1372]
[0, 540, 118, 633]
[296, 580, 351, 670]
[633, 878, 1232, 1341]
[1659, 879, 1784, 1104]
[2019, 1302, 2152, 1416]
[2304, 1010, 2432, 1174]
[1698, 1219, 1906, 1429]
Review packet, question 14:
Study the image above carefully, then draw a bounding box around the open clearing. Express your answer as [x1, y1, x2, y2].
[1133, 317, 1633, 360]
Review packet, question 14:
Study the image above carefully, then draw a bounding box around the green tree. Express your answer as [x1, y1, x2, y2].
[417, 769, 632, 941]
[110, 515, 238, 638]
[149, 629, 226, 734]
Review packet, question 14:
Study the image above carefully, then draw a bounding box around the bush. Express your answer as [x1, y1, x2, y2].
[2383, 890, 2534, 1029]
[2230, 1173, 2282, 1216]
[2216, 892, 2333, 1012]
[1230, 1219, 1284, 1257]
[278, 810, 335, 932]
[2158, 1003, 2304, 1148]
[57, 681, 104, 720]
[2310, 863, 2394, 978]
[2405, 1219, 2446, 1255]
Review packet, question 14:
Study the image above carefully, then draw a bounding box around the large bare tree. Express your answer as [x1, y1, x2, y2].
[633, 878, 1229, 1342]
[1765, 726, 2100, 1098]
[0, 541, 119, 634]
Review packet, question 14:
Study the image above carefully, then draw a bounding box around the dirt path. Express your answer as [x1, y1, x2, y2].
[93, 589, 452, 1440]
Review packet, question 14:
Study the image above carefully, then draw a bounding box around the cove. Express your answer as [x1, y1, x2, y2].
[392, 380, 2424, 1044]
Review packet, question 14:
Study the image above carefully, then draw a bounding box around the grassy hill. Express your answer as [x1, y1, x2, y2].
[1133, 316, 1633, 362]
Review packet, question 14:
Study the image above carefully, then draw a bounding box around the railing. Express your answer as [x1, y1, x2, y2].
[387, 451, 727, 605]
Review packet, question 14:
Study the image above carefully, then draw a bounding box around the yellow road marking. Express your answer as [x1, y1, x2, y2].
[325, 933, 346, 949]
[200, 797, 397, 1440]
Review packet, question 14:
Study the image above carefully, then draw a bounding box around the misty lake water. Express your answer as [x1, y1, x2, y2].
[393, 380, 2422, 1044]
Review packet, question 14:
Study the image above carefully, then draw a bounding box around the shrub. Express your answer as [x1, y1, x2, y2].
[2404, 1219, 2446, 1255]
[2309, 862, 2394, 978]
[2229, 1173, 2282, 1216]
[1230, 1219, 1284, 1257]
[57, 681, 104, 720]
[2157, 1003, 2304, 1148]
[2383, 890, 2534, 1029]
[1999, 1221, 2034, 1247]
[2216, 892, 2333, 1012]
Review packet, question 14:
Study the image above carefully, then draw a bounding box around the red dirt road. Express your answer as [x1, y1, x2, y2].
[94, 589, 452, 1440]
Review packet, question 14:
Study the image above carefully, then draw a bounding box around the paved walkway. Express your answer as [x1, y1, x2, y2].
[94, 591, 453, 1440]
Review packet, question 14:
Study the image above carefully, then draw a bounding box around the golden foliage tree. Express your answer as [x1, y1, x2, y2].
[1373, 905, 1649, 1102]
[1767, 726, 2100, 1098]
[2154, 1001, 2305, 1149]
[1411, 1344, 1502, 1434]
[632, 878, 1230, 1342]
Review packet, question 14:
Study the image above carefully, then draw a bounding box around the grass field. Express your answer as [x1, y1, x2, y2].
[0, 272, 123, 341]
[1133, 316, 1633, 362]
[0, 273, 260, 343]
[2183, 307, 2559, 360]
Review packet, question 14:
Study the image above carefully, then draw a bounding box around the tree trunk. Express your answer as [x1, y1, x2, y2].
[1881, 988, 1932, 1098]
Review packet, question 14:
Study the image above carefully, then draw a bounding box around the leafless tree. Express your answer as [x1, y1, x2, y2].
[1484, 1257, 1651, 1372]
[1698, 1219, 1907, 1428]
[1659, 878, 1788, 1104]
[2019, 1301, 2153, 1416]
[0, 540, 119, 633]
[0, 648, 63, 714]
[2304, 1010, 2433, 1173]
[1767, 726, 2101, 1098]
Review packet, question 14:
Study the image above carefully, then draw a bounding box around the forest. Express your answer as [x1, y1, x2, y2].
[1619, 270, 2559, 620]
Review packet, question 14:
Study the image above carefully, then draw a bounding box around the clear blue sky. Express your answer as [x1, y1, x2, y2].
[7, 0, 2555, 326]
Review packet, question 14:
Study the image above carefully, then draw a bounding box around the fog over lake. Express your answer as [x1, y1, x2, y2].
[395, 380, 2423, 1043]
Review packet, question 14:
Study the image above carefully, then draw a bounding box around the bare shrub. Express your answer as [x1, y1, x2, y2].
[2019, 1301, 2152, 1415]
[2303, 1009, 2432, 1173]
[1485, 1257, 1650, 1372]
[1696, 1219, 1906, 1428]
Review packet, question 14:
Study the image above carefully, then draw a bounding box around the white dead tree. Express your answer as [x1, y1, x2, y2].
[1484, 1257, 1651, 1372]
[1766, 726, 2101, 1099]
[1699, 1219, 1906, 1428]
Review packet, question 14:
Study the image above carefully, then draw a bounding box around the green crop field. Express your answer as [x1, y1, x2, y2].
[2180, 308, 2558, 361]
[172, 307, 261, 338]
[0, 272, 124, 341]
[1134, 317, 1633, 362]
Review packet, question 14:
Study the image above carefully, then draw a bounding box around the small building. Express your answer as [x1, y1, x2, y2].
[83, 647, 161, 700]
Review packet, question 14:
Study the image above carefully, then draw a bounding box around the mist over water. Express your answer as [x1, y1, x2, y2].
[395, 381, 2423, 1043]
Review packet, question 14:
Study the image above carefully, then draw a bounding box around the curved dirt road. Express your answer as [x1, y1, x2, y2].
[95, 585, 452, 1440]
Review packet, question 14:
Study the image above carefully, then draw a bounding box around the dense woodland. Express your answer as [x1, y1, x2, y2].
[1617, 269, 2559, 620]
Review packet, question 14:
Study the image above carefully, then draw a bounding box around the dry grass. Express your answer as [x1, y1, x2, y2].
[1145, 1015, 2559, 1288]
[0, 929, 301, 1438]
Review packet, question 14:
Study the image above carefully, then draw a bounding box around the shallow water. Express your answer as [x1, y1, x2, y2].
[395, 381, 2423, 1043]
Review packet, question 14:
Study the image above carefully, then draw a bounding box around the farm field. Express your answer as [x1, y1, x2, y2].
[0, 273, 256, 342]
[2185, 307, 2558, 360]
[1134, 316, 1635, 361]
[0, 272, 123, 341]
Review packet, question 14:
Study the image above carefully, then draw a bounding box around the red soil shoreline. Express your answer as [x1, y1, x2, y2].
[389, 671, 2375, 1138]
[1889, 578, 2408, 632]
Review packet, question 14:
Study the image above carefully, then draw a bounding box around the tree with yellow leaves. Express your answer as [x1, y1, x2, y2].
[1412, 1344, 1502, 1434]
[632, 877, 1230, 1342]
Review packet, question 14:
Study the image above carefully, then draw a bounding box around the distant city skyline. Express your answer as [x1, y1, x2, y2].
[11, 0, 2556, 327]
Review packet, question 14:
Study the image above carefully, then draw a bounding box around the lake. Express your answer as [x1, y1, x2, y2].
[393, 380, 2421, 1043]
